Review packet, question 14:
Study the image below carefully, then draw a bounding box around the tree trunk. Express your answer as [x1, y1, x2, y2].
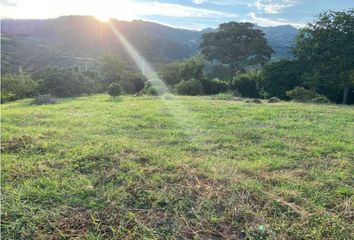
[342, 86, 349, 105]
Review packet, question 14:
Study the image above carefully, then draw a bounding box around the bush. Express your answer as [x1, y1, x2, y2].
[232, 71, 259, 98]
[1, 73, 38, 102]
[310, 96, 332, 104]
[107, 82, 122, 98]
[202, 78, 229, 94]
[32, 94, 57, 105]
[175, 79, 203, 96]
[286, 86, 317, 102]
[145, 86, 160, 96]
[268, 97, 281, 103]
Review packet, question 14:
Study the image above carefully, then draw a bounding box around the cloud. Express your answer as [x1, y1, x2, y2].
[248, 12, 304, 27]
[0, 0, 17, 7]
[254, 0, 297, 14]
[192, 0, 207, 4]
[138, 2, 238, 18]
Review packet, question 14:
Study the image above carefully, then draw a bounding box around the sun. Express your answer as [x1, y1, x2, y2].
[89, 0, 137, 22]
[94, 13, 111, 22]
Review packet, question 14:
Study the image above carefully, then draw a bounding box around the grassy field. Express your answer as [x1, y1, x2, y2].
[1, 94, 353, 239]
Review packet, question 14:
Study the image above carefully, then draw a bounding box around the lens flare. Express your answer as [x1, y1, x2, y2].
[108, 21, 203, 139]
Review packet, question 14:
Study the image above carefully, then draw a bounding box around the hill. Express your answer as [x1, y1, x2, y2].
[1, 16, 297, 74]
[2, 95, 353, 239]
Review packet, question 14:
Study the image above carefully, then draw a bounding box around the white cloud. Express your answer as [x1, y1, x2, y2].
[140, 2, 238, 18]
[0, 0, 17, 7]
[248, 12, 304, 27]
[254, 0, 297, 14]
[192, 0, 207, 4]
[0, 0, 237, 20]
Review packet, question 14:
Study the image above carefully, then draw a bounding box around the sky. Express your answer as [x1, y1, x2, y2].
[1, 0, 353, 29]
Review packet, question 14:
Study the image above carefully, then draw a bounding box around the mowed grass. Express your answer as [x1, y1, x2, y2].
[1, 94, 353, 239]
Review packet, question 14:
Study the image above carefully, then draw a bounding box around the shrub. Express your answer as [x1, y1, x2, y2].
[1, 73, 38, 102]
[107, 82, 122, 98]
[232, 71, 259, 98]
[245, 98, 262, 104]
[268, 97, 281, 103]
[310, 96, 332, 104]
[145, 86, 160, 96]
[175, 79, 204, 96]
[286, 86, 317, 102]
[32, 94, 57, 105]
[202, 78, 229, 94]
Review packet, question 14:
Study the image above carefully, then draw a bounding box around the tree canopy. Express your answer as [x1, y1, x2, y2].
[294, 10, 354, 104]
[200, 22, 274, 72]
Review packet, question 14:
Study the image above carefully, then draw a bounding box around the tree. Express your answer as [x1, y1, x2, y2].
[232, 71, 260, 98]
[99, 54, 145, 93]
[258, 60, 305, 99]
[108, 82, 122, 98]
[200, 22, 274, 72]
[202, 78, 229, 95]
[1, 73, 38, 102]
[294, 10, 354, 104]
[36, 67, 99, 97]
[159, 56, 205, 86]
[175, 79, 204, 96]
[99, 54, 124, 87]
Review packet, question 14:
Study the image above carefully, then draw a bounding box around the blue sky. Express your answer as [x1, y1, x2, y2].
[1, 0, 353, 29]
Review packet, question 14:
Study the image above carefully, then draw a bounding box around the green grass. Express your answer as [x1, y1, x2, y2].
[1, 95, 354, 239]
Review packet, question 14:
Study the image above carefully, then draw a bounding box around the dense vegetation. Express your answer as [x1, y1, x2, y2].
[157, 10, 354, 104]
[2, 10, 353, 104]
[2, 95, 353, 239]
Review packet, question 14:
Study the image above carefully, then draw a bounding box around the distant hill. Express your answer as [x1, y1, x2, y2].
[257, 25, 298, 60]
[1, 16, 297, 74]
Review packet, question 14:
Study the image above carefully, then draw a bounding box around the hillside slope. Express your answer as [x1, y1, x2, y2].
[2, 95, 353, 239]
[1, 16, 297, 73]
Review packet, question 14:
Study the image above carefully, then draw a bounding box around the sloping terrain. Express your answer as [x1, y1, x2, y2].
[1, 16, 297, 73]
[2, 95, 353, 239]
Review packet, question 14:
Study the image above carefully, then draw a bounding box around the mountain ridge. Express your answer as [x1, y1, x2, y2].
[1, 16, 298, 74]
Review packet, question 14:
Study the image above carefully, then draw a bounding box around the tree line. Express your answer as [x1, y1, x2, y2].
[157, 10, 353, 104]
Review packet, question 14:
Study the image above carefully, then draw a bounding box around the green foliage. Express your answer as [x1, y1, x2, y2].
[258, 60, 304, 99]
[294, 10, 354, 104]
[99, 55, 146, 93]
[200, 22, 274, 71]
[286, 86, 318, 102]
[175, 79, 203, 96]
[35, 67, 99, 97]
[159, 56, 205, 86]
[202, 78, 229, 95]
[310, 96, 332, 104]
[143, 81, 166, 96]
[145, 86, 160, 96]
[99, 55, 124, 86]
[107, 82, 122, 98]
[232, 71, 260, 98]
[206, 64, 235, 81]
[1, 73, 38, 102]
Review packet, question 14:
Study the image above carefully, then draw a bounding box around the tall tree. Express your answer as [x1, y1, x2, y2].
[200, 22, 274, 73]
[294, 10, 354, 104]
